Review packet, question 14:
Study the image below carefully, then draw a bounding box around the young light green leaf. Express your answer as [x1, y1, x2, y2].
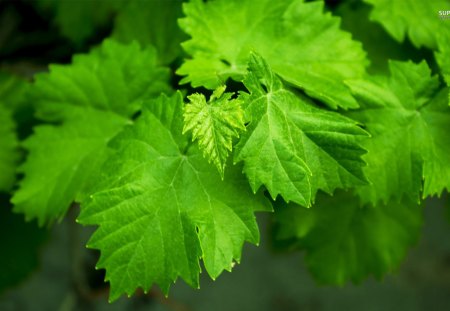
[78, 92, 271, 301]
[183, 86, 245, 178]
[364, 0, 450, 49]
[274, 191, 423, 285]
[178, 0, 368, 109]
[234, 54, 368, 207]
[0, 105, 19, 192]
[346, 61, 450, 203]
[12, 40, 171, 225]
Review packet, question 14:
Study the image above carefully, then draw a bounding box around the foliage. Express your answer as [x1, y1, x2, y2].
[364, 0, 450, 49]
[0, 105, 18, 192]
[234, 54, 368, 206]
[346, 61, 450, 203]
[183, 86, 246, 178]
[275, 191, 423, 285]
[11, 40, 171, 225]
[1, 0, 450, 303]
[78, 92, 271, 301]
[178, 0, 367, 109]
[112, 0, 186, 65]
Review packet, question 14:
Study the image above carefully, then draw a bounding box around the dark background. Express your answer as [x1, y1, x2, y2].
[1, 198, 450, 311]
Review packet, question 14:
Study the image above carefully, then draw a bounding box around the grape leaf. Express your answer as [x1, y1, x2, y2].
[234, 54, 368, 207]
[0, 72, 28, 192]
[364, 0, 450, 49]
[183, 86, 245, 178]
[274, 191, 423, 285]
[346, 61, 450, 203]
[335, 0, 431, 74]
[177, 0, 368, 109]
[436, 33, 450, 94]
[12, 40, 171, 225]
[0, 105, 19, 192]
[0, 71, 27, 111]
[0, 71, 33, 131]
[113, 0, 186, 65]
[13, 110, 129, 224]
[78, 92, 271, 301]
[32, 40, 171, 122]
[436, 33, 450, 74]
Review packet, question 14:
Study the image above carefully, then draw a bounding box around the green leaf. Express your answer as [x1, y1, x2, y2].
[234, 54, 368, 207]
[32, 40, 171, 122]
[0, 198, 47, 294]
[436, 33, 450, 96]
[12, 40, 171, 225]
[335, 0, 431, 74]
[0, 71, 33, 129]
[364, 0, 450, 49]
[34, 0, 125, 45]
[436, 33, 450, 74]
[112, 0, 186, 64]
[78, 92, 271, 301]
[274, 191, 423, 285]
[183, 86, 245, 178]
[178, 0, 368, 109]
[0, 71, 27, 111]
[346, 61, 450, 203]
[13, 110, 128, 224]
[0, 105, 19, 192]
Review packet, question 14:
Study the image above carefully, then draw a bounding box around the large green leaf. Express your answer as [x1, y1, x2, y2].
[183, 86, 245, 178]
[274, 191, 423, 285]
[234, 54, 368, 207]
[12, 40, 171, 225]
[347, 61, 450, 203]
[78, 92, 271, 301]
[364, 0, 450, 49]
[0, 105, 19, 192]
[13, 110, 128, 224]
[112, 0, 186, 64]
[178, 0, 368, 109]
[32, 40, 171, 122]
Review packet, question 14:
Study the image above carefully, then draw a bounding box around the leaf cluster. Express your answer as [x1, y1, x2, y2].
[1, 0, 449, 302]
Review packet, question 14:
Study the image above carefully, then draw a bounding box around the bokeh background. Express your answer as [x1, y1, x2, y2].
[1, 197, 450, 311]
